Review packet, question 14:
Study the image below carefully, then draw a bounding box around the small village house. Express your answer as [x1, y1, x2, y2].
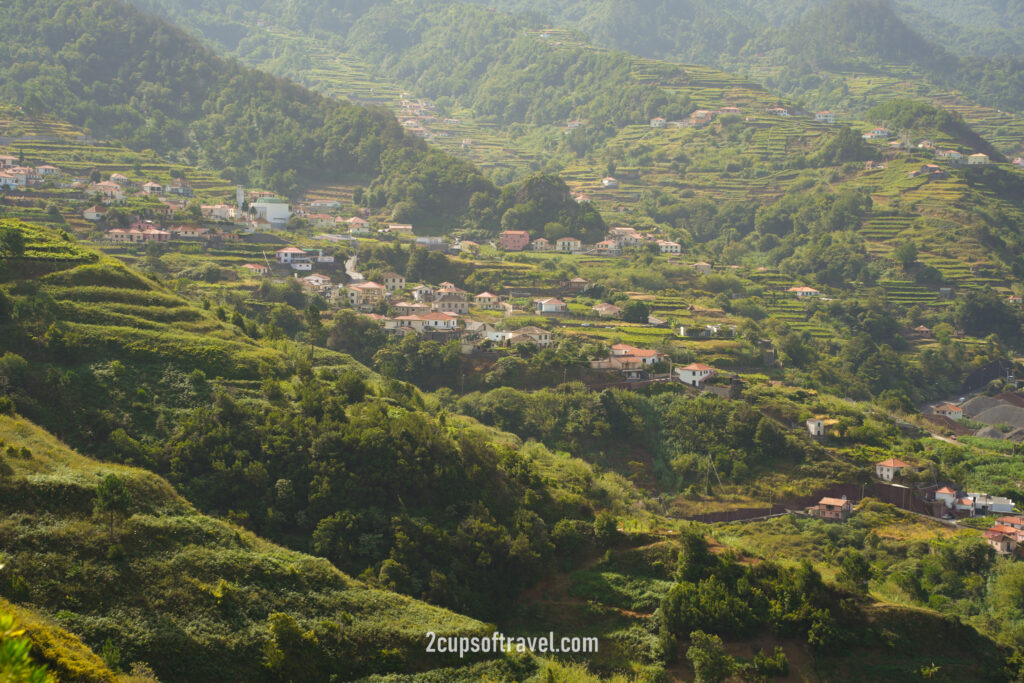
[300, 273, 332, 288]
[555, 237, 582, 254]
[933, 403, 963, 420]
[474, 292, 501, 309]
[499, 230, 531, 251]
[811, 497, 852, 521]
[83, 205, 107, 221]
[382, 272, 406, 292]
[788, 286, 821, 298]
[535, 297, 568, 314]
[676, 363, 716, 387]
[593, 302, 622, 318]
[241, 263, 269, 276]
[692, 261, 712, 275]
[432, 293, 470, 315]
[875, 457, 911, 482]
[411, 284, 436, 302]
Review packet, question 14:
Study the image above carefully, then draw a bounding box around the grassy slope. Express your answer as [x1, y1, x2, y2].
[509, 524, 1007, 681]
[0, 597, 120, 683]
[0, 413, 496, 682]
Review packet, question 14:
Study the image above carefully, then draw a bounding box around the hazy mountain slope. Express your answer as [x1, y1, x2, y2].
[0, 0, 503, 230]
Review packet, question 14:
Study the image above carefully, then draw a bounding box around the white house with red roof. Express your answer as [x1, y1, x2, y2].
[657, 240, 681, 254]
[676, 363, 717, 386]
[934, 485, 959, 506]
[241, 263, 269, 276]
[592, 344, 666, 378]
[474, 292, 501, 309]
[385, 312, 459, 332]
[788, 286, 821, 298]
[815, 111, 835, 124]
[300, 273, 332, 288]
[347, 281, 387, 308]
[83, 205, 107, 221]
[933, 403, 963, 419]
[875, 457, 911, 482]
[275, 247, 308, 264]
[345, 216, 371, 234]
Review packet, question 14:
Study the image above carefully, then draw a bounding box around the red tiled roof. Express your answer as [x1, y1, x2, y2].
[876, 458, 911, 468]
[819, 497, 850, 507]
[682, 363, 715, 371]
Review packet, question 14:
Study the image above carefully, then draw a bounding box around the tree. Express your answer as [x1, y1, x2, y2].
[0, 227, 25, 257]
[622, 300, 651, 324]
[94, 473, 131, 541]
[686, 630, 734, 683]
[593, 510, 620, 547]
[837, 549, 872, 595]
[893, 241, 918, 270]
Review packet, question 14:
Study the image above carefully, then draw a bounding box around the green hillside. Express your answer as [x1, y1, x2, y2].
[0, 412, 498, 682]
[0, 219, 654, 624]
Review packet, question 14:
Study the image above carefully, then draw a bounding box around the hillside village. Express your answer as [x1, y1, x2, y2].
[5, 0, 1024, 677]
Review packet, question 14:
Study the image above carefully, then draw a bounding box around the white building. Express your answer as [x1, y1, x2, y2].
[252, 197, 291, 226]
[556, 237, 582, 254]
[676, 363, 716, 386]
[875, 458, 911, 482]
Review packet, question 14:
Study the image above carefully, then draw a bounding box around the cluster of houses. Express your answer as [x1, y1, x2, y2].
[498, 226, 681, 255]
[103, 219, 235, 243]
[646, 106, 837, 131]
[808, 456, 1018, 528]
[589, 343, 668, 380]
[0, 155, 60, 189]
[983, 515, 1024, 555]
[87, 173, 194, 205]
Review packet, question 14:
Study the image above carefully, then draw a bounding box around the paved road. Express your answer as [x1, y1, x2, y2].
[345, 255, 363, 281]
